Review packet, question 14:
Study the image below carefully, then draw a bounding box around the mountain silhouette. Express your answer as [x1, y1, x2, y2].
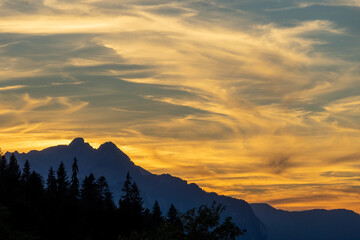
[251, 203, 360, 240]
[5, 138, 266, 240]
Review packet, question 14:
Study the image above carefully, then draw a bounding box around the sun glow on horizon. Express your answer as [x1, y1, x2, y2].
[0, 0, 360, 214]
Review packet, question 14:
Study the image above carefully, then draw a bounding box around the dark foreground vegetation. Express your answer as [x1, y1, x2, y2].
[0, 152, 246, 240]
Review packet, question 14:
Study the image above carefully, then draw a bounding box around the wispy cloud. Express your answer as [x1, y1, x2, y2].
[0, 85, 26, 91]
[0, 0, 359, 212]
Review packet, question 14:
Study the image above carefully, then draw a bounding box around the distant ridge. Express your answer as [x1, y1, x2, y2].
[251, 203, 360, 240]
[5, 138, 266, 240]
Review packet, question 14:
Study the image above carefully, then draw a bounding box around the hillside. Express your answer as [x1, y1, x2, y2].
[251, 203, 360, 240]
[6, 138, 266, 240]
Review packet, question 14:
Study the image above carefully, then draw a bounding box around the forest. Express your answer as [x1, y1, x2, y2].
[0, 152, 246, 240]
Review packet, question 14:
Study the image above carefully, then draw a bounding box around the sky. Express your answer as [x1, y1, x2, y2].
[0, 0, 360, 213]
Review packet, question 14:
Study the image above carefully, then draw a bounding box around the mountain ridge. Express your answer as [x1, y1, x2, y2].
[5, 138, 266, 240]
[251, 203, 360, 240]
[252, 202, 359, 215]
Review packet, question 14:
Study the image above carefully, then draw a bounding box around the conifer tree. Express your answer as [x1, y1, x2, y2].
[97, 176, 108, 200]
[7, 154, 21, 183]
[21, 160, 31, 183]
[119, 173, 143, 215]
[118, 172, 145, 237]
[152, 200, 163, 226]
[56, 162, 69, 194]
[0, 156, 7, 202]
[28, 171, 44, 197]
[130, 181, 144, 215]
[96, 177, 111, 203]
[167, 204, 182, 225]
[70, 158, 80, 198]
[81, 173, 98, 205]
[0, 156, 7, 179]
[96, 176, 115, 210]
[104, 191, 116, 210]
[46, 167, 57, 193]
[119, 171, 132, 206]
[161, 204, 184, 240]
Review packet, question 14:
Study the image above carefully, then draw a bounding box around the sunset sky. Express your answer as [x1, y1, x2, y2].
[1, 0, 360, 213]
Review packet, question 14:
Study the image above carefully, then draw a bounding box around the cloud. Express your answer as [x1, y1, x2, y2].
[321, 171, 360, 178]
[331, 152, 360, 163]
[0, 0, 360, 213]
[325, 96, 360, 116]
[265, 155, 294, 174]
[268, 194, 337, 205]
[0, 85, 26, 91]
[0, 0, 50, 15]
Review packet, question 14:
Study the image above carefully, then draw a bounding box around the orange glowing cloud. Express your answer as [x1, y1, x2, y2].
[0, 0, 359, 213]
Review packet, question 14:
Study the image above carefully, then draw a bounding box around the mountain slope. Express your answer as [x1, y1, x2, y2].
[5, 138, 266, 240]
[251, 203, 360, 240]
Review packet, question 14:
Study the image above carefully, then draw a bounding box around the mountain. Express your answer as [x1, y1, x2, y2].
[5, 138, 266, 240]
[251, 203, 360, 240]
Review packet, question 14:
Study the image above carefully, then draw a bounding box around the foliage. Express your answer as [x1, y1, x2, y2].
[0, 155, 246, 240]
[183, 201, 244, 240]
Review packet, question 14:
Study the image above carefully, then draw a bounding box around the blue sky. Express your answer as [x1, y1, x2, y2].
[0, 0, 360, 212]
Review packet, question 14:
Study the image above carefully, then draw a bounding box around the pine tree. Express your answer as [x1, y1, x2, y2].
[104, 191, 115, 210]
[130, 182, 144, 215]
[7, 154, 21, 183]
[96, 176, 115, 210]
[118, 172, 145, 237]
[28, 171, 44, 197]
[0, 156, 7, 179]
[152, 200, 163, 226]
[163, 204, 185, 240]
[119, 173, 143, 215]
[81, 173, 98, 205]
[56, 162, 69, 194]
[0, 156, 7, 203]
[97, 176, 107, 200]
[167, 204, 182, 225]
[21, 160, 31, 183]
[46, 167, 57, 193]
[6, 154, 21, 202]
[119, 171, 132, 206]
[70, 158, 80, 198]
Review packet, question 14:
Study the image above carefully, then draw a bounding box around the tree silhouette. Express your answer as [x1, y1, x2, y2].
[119, 171, 132, 206]
[5, 154, 21, 204]
[0, 155, 7, 178]
[28, 171, 44, 195]
[130, 182, 144, 215]
[183, 201, 243, 240]
[97, 176, 115, 209]
[0, 157, 245, 240]
[118, 172, 145, 237]
[167, 204, 182, 225]
[70, 158, 80, 198]
[21, 160, 31, 183]
[46, 167, 57, 193]
[164, 203, 185, 239]
[152, 200, 163, 227]
[8, 154, 21, 183]
[56, 162, 69, 194]
[0, 156, 7, 203]
[119, 172, 144, 215]
[81, 173, 98, 206]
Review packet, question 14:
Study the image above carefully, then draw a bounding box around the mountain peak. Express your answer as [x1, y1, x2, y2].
[68, 138, 93, 151]
[69, 137, 85, 146]
[98, 141, 120, 152]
